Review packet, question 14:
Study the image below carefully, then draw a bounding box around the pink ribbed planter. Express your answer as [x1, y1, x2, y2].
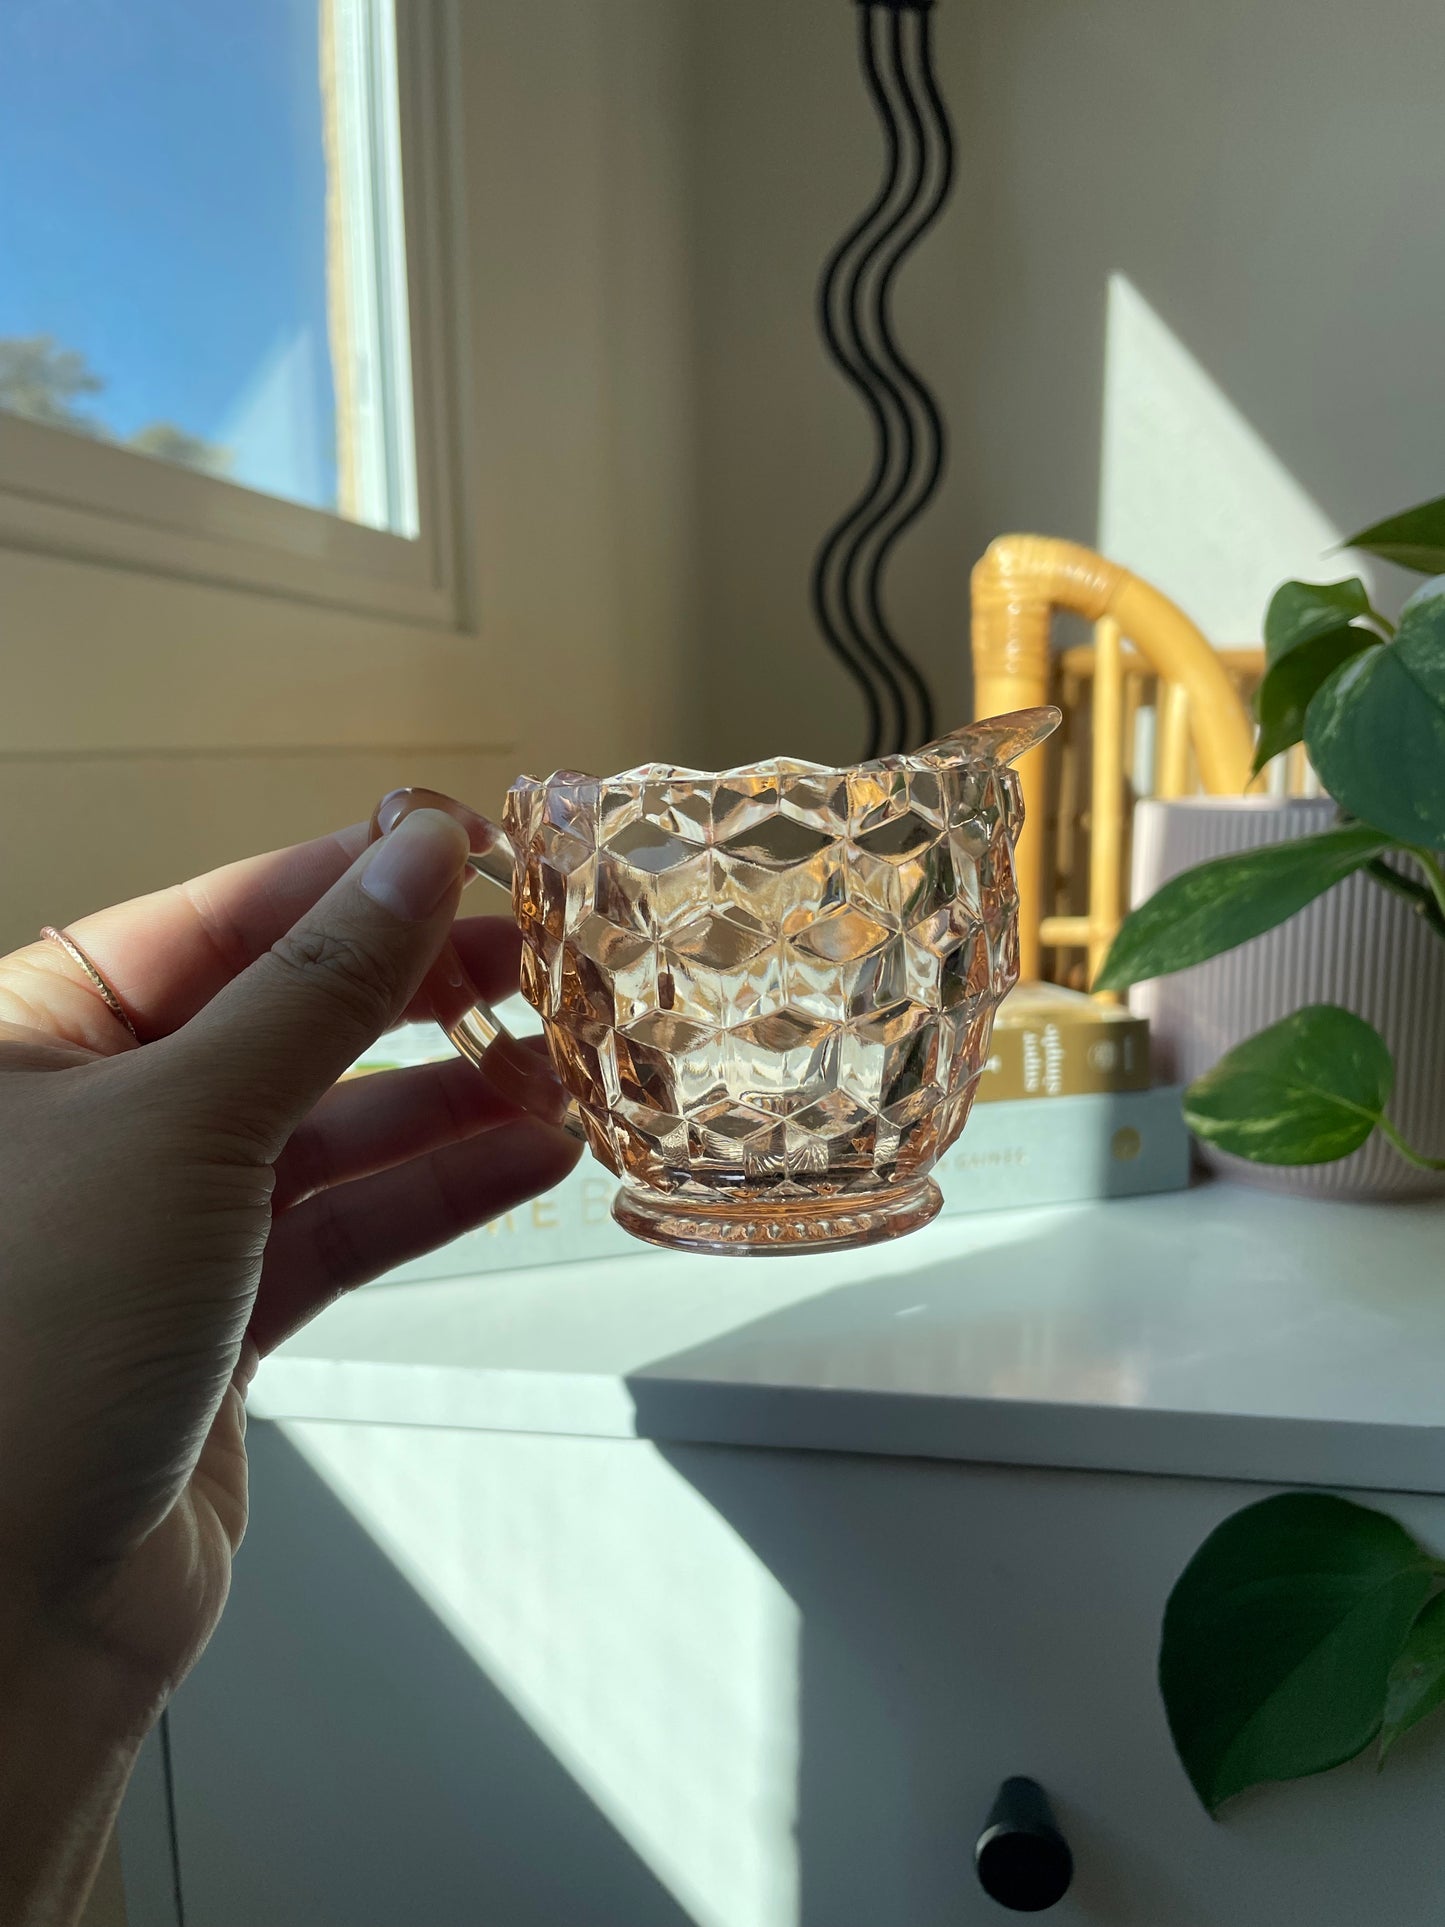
[1129, 797, 1445, 1198]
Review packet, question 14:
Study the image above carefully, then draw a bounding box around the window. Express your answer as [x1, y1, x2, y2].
[0, 0, 456, 620]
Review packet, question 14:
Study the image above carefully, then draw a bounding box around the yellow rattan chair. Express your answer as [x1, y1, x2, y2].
[971, 535, 1257, 986]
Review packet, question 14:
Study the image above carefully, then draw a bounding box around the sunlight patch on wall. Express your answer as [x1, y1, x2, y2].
[1098, 273, 1349, 641]
[282, 1420, 801, 1927]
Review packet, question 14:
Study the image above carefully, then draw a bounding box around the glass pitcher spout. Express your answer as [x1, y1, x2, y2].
[915, 706, 1061, 769]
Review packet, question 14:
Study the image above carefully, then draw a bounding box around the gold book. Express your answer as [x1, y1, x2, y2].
[977, 986, 1151, 1102]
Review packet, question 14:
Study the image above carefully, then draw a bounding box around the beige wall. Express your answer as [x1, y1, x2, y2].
[0, 0, 695, 952]
[2, 748, 518, 946]
[688, 0, 973, 770]
[462, 0, 698, 786]
[687, 0, 1445, 768]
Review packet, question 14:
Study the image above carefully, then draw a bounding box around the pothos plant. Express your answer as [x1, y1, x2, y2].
[1094, 491, 1445, 1816]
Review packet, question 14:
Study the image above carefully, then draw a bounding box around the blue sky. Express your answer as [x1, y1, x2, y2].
[0, 0, 338, 504]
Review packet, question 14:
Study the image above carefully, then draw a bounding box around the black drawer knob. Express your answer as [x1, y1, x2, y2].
[975, 1777, 1073, 1913]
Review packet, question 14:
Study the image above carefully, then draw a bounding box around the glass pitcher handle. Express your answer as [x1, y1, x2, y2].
[368, 788, 582, 1135]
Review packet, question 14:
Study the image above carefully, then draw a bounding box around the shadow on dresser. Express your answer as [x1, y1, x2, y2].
[166, 1422, 696, 1927]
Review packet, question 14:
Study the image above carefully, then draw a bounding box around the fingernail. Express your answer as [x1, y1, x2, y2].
[371, 787, 496, 852]
[361, 809, 470, 920]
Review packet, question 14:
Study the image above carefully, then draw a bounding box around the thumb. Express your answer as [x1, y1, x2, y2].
[160, 808, 472, 1158]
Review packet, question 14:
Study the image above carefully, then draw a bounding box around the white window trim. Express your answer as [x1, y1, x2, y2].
[0, 0, 465, 631]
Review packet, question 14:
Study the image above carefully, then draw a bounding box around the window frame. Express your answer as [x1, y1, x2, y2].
[0, 0, 464, 630]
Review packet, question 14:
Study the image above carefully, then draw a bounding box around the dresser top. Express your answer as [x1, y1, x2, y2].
[253, 1182, 1445, 1493]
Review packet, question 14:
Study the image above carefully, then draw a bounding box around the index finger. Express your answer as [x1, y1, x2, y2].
[65, 823, 371, 1037]
[60, 821, 519, 1042]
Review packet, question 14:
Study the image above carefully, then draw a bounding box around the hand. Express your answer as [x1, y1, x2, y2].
[0, 806, 579, 1922]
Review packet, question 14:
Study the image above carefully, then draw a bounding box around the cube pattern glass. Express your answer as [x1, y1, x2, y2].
[502, 731, 1036, 1254]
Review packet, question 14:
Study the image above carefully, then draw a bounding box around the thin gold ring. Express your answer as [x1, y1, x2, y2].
[39, 926, 141, 1042]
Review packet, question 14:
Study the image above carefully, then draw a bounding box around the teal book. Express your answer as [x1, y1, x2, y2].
[360, 1037, 1190, 1283]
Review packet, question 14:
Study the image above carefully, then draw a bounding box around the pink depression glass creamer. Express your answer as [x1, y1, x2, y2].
[419, 709, 1058, 1256]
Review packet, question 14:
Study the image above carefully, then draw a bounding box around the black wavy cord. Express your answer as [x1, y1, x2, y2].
[860, 4, 954, 746]
[833, 2, 928, 752]
[837, 2, 949, 750]
[809, 0, 953, 756]
[811, 11, 905, 755]
[809, 2, 911, 757]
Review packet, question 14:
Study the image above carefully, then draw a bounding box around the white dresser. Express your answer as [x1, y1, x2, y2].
[122, 1185, 1445, 1925]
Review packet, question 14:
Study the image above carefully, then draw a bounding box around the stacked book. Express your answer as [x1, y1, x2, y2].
[352, 986, 1188, 1281]
[976, 981, 1152, 1103]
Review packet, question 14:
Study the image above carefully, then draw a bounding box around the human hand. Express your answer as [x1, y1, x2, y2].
[0, 805, 578, 1921]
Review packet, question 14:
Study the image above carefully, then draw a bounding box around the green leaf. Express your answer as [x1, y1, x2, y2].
[1094, 824, 1390, 993]
[1252, 578, 1387, 773]
[1254, 627, 1380, 773]
[1160, 1493, 1435, 1814]
[1184, 1005, 1393, 1164]
[1346, 494, 1445, 574]
[1400, 573, 1445, 618]
[1380, 1592, 1445, 1762]
[1263, 578, 1375, 666]
[1305, 595, 1445, 849]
